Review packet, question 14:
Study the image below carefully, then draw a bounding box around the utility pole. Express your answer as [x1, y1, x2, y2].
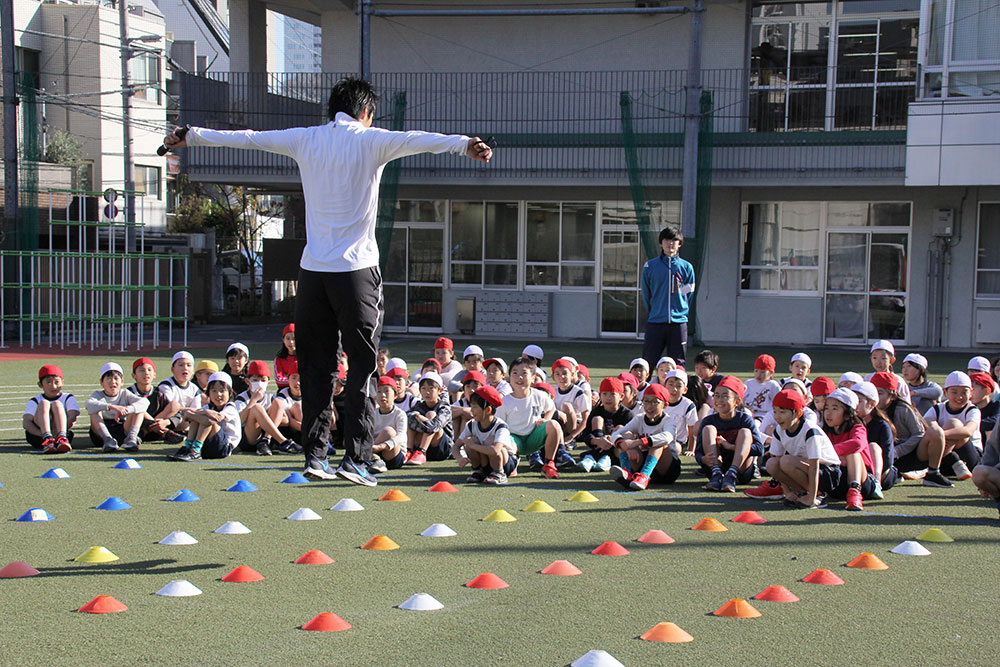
[359, 0, 371, 81]
[2, 0, 18, 248]
[680, 0, 704, 239]
[120, 0, 136, 252]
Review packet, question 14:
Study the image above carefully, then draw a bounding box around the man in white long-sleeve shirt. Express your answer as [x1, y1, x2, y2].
[164, 77, 492, 486]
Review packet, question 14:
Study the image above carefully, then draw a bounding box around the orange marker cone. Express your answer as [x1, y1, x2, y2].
[378, 489, 411, 502]
[691, 518, 728, 532]
[753, 585, 799, 603]
[77, 595, 128, 613]
[731, 511, 766, 524]
[640, 622, 694, 643]
[637, 530, 675, 544]
[428, 481, 458, 492]
[361, 535, 400, 551]
[466, 572, 509, 589]
[295, 550, 334, 565]
[846, 553, 889, 570]
[540, 560, 582, 576]
[591, 541, 630, 556]
[301, 612, 351, 632]
[713, 598, 762, 618]
[801, 568, 845, 585]
[0, 561, 40, 578]
[220, 565, 264, 582]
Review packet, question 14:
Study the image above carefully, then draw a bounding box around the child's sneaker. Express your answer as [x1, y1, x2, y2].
[629, 472, 650, 490]
[402, 450, 414, 465]
[744, 479, 783, 499]
[576, 455, 596, 473]
[466, 467, 489, 483]
[704, 468, 723, 491]
[901, 468, 926, 480]
[845, 487, 864, 511]
[409, 450, 427, 465]
[484, 470, 508, 485]
[527, 451, 544, 471]
[122, 436, 140, 453]
[275, 438, 303, 454]
[922, 470, 954, 488]
[595, 454, 612, 472]
[554, 445, 576, 469]
[168, 446, 201, 462]
[163, 430, 186, 444]
[367, 457, 388, 475]
[541, 461, 559, 479]
[872, 479, 884, 499]
[951, 460, 972, 481]
[102, 437, 120, 453]
[721, 468, 739, 493]
[40, 435, 57, 455]
[609, 465, 631, 489]
[55, 434, 72, 453]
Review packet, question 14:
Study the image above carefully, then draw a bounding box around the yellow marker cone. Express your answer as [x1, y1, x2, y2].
[567, 490, 599, 503]
[74, 546, 119, 563]
[916, 528, 954, 543]
[482, 509, 517, 522]
[523, 500, 556, 513]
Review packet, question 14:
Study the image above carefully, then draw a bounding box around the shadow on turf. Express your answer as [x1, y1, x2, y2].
[36, 559, 224, 578]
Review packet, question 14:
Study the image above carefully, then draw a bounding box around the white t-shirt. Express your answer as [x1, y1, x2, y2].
[394, 393, 416, 413]
[24, 393, 79, 417]
[202, 402, 241, 448]
[459, 417, 515, 456]
[374, 405, 407, 452]
[553, 385, 590, 415]
[610, 413, 680, 456]
[769, 420, 841, 466]
[157, 377, 201, 410]
[743, 378, 781, 419]
[495, 388, 555, 436]
[492, 380, 513, 397]
[924, 402, 982, 452]
[438, 360, 464, 388]
[85, 389, 149, 420]
[661, 397, 700, 444]
[235, 389, 275, 413]
[276, 386, 302, 408]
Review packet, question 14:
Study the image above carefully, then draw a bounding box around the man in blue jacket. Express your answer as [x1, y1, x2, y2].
[641, 225, 696, 369]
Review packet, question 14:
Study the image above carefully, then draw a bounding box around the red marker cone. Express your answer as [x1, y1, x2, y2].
[641, 622, 694, 643]
[802, 568, 845, 585]
[846, 553, 889, 570]
[713, 598, 762, 618]
[295, 550, 334, 565]
[221, 565, 264, 582]
[540, 560, 582, 576]
[637, 530, 675, 544]
[0, 561, 40, 578]
[591, 541, 630, 556]
[466, 572, 509, 589]
[753, 585, 800, 603]
[731, 511, 766, 524]
[78, 595, 128, 613]
[428, 481, 458, 492]
[301, 612, 351, 632]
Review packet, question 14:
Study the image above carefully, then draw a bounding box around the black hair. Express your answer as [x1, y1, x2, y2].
[207, 380, 232, 404]
[101, 370, 123, 382]
[658, 224, 683, 245]
[378, 346, 390, 356]
[686, 374, 710, 410]
[694, 349, 719, 370]
[464, 353, 484, 363]
[822, 401, 862, 435]
[901, 359, 926, 383]
[328, 77, 379, 121]
[470, 392, 495, 412]
[276, 345, 292, 359]
[509, 356, 536, 372]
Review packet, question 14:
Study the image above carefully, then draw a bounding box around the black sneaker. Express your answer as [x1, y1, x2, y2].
[163, 430, 186, 444]
[367, 457, 388, 475]
[255, 437, 272, 456]
[336, 457, 378, 487]
[275, 438, 303, 454]
[169, 446, 201, 462]
[554, 445, 576, 469]
[923, 470, 954, 488]
[704, 468, 723, 491]
[466, 467, 489, 483]
[527, 451, 544, 471]
[609, 465, 632, 489]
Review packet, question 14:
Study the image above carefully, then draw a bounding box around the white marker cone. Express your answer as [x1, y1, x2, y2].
[420, 523, 457, 537]
[571, 650, 625, 667]
[398, 593, 444, 611]
[890, 540, 932, 556]
[155, 580, 203, 597]
[287, 507, 322, 521]
[330, 498, 364, 512]
[214, 521, 251, 534]
[159, 531, 198, 545]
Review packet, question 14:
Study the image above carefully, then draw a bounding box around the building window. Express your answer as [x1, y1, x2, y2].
[134, 165, 161, 199]
[740, 202, 821, 293]
[525, 202, 596, 288]
[976, 203, 1000, 297]
[131, 53, 161, 104]
[922, 0, 1000, 97]
[384, 200, 446, 330]
[450, 201, 518, 288]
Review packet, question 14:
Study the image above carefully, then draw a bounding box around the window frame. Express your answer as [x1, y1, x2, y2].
[740, 201, 824, 296]
[975, 201, 1000, 299]
[523, 200, 598, 291]
[383, 200, 447, 332]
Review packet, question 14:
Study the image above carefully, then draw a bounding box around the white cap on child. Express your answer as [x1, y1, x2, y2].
[100, 362, 124, 377]
[559, 356, 578, 368]
[828, 387, 858, 410]
[852, 381, 878, 403]
[226, 343, 249, 357]
[463, 345, 484, 358]
[385, 357, 407, 372]
[945, 371, 972, 389]
[839, 371, 864, 386]
[172, 351, 194, 364]
[791, 352, 812, 366]
[484, 357, 508, 373]
[665, 369, 688, 385]
[968, 356, 991, 373]
[656, 356, 676, 368]
[419, 371, 443, 387]
[630, 358, 649, 372]
[535, 368, 548, 383]
[782, 378, 807, 394]
[903, 353, 928, 370]
[207, 371, 233, 388]
[870, 339, 895, 355]
[522, 344, 544, 360]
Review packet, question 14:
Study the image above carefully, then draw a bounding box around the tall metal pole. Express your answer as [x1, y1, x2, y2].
[680, 0, 704, 239]
[2, 0, 18, 246]
[120, 0, 136, 252]
[359, 0, 371, 80]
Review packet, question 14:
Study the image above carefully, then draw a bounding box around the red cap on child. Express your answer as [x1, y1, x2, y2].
[533, 382, 556, 398]
[463, 370, 487, 385]
[599, 377, 624, 394]
[423, 358, 442, 371]
[617, 372, 639, 389]
[282, 323, 295, 337]
[754, 354, 776, 371]
[970, 372, 996, 392]
[644, 383, 670, 402]
[870, 371, 898, 392]
[38, 364, 63, 380]
[247, 360, 271, 377]
[377, 376, 396, 390]
[551, 359, 574, 372]
[132, 357, 154, 373]
[387, 366, 409, 379]
[434, 337, 453, 350]
[810, 376, 836, 396]
[577, 364, 590, 380]
[474, 385, 504, 408]
[717, 375, 746, 400]
[773, 388, 808, 411]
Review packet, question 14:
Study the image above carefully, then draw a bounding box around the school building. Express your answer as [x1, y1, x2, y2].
[177, 0, 1000, 350]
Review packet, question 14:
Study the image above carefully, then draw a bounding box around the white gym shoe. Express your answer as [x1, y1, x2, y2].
[951, 460, 972, 481]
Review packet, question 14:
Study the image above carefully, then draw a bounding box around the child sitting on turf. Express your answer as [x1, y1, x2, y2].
[686, 374, 712, 436]
[484, 357, 513, 396]
[785, 352, 813, 391]
[387, 366, 416, 411]
[852, 380, 897, 498]
[661, 370, 701, 452]
[433, 337, 463, 387]
[618, 372, 640, 414]
[743, 354, 781, 422]
[766, 388, 842, 509]
[128, 357, 173, 442]
[235, 360, 299, 456]
[577, 377, 634, 472]
[923, 371, 981, 482]
[370, 376, 407, 473]
[629, 358, 651, 394]
[821, 388, 876, 511]
[451, 370, 487, 455]
[696, 376, 764, 492]
[972, 425, 1000, 518]
[377, 346, 391, 377]
[448, 344, 485, 397]
[574, 362, 594, 403]
[157, 351, 201, 443]
[274, 323, 296, 390]
[222, 343, 250, 396]
[608, 383, 680, 490]
[839, 371, 864, 389]
[873, 371, 949, 488]
[193, 360, 218, 398]
[271, 361, 303, 443]
[168, 372, 240, 461]
[865, 340, 910, 402]
[24, 364, 78, 454]
[552, 358, 592, 450]
[970, 372, 998, 444]
[405, 371, 453, 465]
[901, 353, 942, 416]
[808, 376, 836, 414]
[461, 386, 517, 485]
[86, 362, 149, 453]
[693, 349, 724, 392]
[496, 356, 563, 479]
[651, 356, 677, 385]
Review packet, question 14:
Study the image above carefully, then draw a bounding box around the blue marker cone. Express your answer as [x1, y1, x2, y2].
[167, 489, 199, 502]
[226, 480, 258, 492]
[17, 507, 54, 522]
[40, 467, 71, 479]
[96, 497, 131, 510]
[114, 458, 143, 470]
[281, 472, 309, 484]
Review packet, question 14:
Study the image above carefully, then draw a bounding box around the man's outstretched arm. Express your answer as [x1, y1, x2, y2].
[162, 126, 305, 158]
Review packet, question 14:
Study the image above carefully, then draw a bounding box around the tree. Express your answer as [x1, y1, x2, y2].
[44, 128, 88, 184]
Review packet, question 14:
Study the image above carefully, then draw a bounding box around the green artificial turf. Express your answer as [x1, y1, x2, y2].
[1, 346, 997, 665]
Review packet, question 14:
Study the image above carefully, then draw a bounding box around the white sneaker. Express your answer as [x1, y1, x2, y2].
[901, 468, 927, 480]
[951, 460, 972, 481]
[484, 470, 508, 485]
[595, 455, 612, 472]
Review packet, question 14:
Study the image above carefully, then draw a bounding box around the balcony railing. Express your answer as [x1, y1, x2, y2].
[178, 69, 912, 184]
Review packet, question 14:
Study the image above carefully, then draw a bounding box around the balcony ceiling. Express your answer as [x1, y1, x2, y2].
[263, 0, 353, 26]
